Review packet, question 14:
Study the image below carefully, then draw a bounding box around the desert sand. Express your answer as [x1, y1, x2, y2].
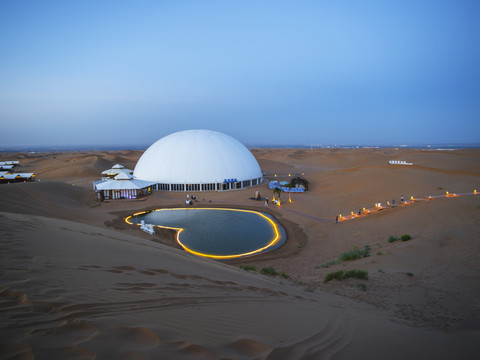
[1, 147, 480, 359]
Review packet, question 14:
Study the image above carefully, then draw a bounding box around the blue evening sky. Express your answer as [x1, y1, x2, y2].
[1, 0, 479, 147]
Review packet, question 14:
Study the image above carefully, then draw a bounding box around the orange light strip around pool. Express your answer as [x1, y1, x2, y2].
[125, 208, 281, 260]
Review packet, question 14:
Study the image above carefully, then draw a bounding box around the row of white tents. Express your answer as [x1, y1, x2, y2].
[0, 161, 36, 183]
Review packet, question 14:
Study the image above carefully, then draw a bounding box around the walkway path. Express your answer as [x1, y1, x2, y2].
[284, 209, 334, 222]
[337, 191, 478, 222]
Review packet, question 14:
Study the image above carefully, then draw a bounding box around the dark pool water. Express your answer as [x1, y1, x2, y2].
[129, 208, 286, 259]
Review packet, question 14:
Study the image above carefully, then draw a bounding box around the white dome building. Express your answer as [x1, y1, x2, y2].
[134, 130, 263, 191]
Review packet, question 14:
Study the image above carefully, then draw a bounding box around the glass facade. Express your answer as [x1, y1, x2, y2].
[100, 187, 152, 200]
[154, 177, 263, 192]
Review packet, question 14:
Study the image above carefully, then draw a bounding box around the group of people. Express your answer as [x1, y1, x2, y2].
[186, 194, 199, 205]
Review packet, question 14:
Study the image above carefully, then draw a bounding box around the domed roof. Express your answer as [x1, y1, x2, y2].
[134, 130, 262, 184]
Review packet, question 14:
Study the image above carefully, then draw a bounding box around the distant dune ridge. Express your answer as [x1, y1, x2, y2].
[1, 148, 480, 359]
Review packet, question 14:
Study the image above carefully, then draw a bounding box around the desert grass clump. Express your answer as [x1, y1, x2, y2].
[345, 269, 368, 280]
[406, 272, 414, 277]
[280, 272, 290, 279]
[261, 267, 279, 276]
[388, 235, 399, 243]
[323, 269, 369, 283]
[338, 245, 370, 261]
[357, 283, 367, 291]
[86, 198, 101, 208]
[241, 265, 256, 271]
[318, 259, 338, 268]
[401, 234, 412, 241]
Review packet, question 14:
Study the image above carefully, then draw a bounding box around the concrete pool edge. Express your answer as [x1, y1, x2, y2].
[125, 207, 286, 260]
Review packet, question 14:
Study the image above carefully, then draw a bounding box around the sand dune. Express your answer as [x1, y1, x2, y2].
[0, 181, 93, 223]
[1, 148, 480, 359]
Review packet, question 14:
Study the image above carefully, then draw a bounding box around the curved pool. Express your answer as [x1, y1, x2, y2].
[125, 208, 286, 260]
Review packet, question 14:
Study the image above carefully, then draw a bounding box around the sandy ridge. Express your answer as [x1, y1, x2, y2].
[1, 148, 480, 359]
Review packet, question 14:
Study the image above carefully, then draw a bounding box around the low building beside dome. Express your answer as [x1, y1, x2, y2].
[93, 165, 155, 200]
[134, 129, 263, 191]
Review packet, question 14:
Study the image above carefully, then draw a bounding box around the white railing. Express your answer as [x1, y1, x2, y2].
[140, 220, 155, 235]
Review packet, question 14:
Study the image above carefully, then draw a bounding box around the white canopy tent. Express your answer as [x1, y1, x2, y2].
[101, 164, 134, 179]
[94, 166, 154, 200]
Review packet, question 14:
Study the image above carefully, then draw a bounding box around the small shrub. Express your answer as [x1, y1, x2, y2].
[364, 245, 371, 256]
[401, 234, 412, 241]
[344, 269, 369, 280]
[339, 251, 361, 261]
[86, 198, 101, 207]
[305, 286, 315, 292]
[338, 245, 370, 262]
[319, 259, 338, 268]
[261, 267, 279, 276]
[376, 252, 383, 256]
[388, 236, 399, 243]
[324, 271, 344, 283]
[378, 268, 383, 273]
[357, 283, 367, 291]
[438, 187, 443, 190]
[324, 269, 369, 283]
[407, 272, 414, 277]
[280, 272, 290, 279]
[241, 265, 256, 271]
